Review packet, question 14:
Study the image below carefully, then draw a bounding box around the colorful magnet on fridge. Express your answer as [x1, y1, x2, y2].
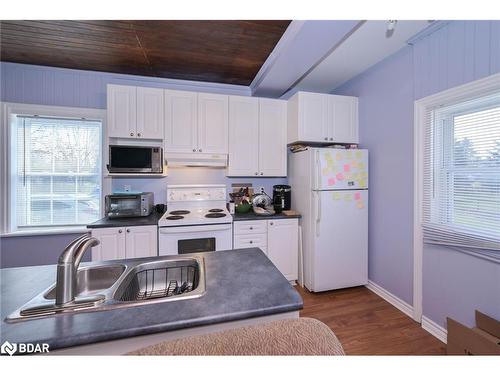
[354, 192, 361, 200]
[336, 153, 342, 161]
[336, 173, 344, 181]
[333, 192, 341, 200]
[359, 179, 367, 188]
[343, 164, 351, 172]
[344, 193, 352, 201]
[357, 201, 365, 209]
[355, 150, 362, 159]
[327, 177, 335, 186]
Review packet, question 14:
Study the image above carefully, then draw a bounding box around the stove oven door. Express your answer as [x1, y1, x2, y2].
[158, 224, 233, 256]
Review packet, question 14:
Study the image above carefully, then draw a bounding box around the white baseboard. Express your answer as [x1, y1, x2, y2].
[422, 316, 447, 344]
[365, 280, 414, 320]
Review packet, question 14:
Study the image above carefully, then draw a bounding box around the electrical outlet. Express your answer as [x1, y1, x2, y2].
[259, 186, 265, 194]
[124, 185, 131, 192]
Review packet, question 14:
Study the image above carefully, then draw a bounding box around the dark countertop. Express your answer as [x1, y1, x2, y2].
[87, 211, 163, 229]
[232, 211, 301, 221]
[0, 248, 303, 351]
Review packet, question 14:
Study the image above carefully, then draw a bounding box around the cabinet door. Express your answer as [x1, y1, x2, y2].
[329, 95, 358, 143]
[267, 219, 299, 281]
[198, 93, 229, 154]
[298, 92, 328, 142]
[227, 96, 259, 176]
[107, 85, 137, 138]
[137, 87, 164, 140]
[164, 90, 198, 153]
[125, 225, 158, 259]
[91, 227, 126, 261]
[258, 98, 287, 177]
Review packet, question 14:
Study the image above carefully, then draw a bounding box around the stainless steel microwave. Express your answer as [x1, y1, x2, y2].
[108, 145, 163, 174]
[105, 192, 154, 219]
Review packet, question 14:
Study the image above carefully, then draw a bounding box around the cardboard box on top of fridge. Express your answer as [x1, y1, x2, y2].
[447, 310, 500, 355]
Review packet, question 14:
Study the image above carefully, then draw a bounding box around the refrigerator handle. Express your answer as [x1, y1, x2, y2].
[315, 150, 321, 190]
[315, 191, 321, 237]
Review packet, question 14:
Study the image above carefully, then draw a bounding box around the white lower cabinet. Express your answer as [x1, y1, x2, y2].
[233, 219, 298, 281]
[91, 225, 157, 261]
[267, 219, 299, 282]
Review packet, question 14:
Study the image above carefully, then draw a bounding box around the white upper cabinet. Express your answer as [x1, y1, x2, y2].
[164, 91, 229, 154]
[287, 91, 358, 144]
[329, 94, 358, 143]
[164, 90, 198, 153]
[258, 98, 287, 177]
[197, 93, 229, 154]
[228, 96, 259, 176]
[107, 84, 137, 138]
[107, 84, 163, 140]
[136, 87, 164, 139]
[228, 97, 287, 177]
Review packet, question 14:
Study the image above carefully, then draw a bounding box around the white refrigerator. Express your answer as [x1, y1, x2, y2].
[289, 147, 368, 292]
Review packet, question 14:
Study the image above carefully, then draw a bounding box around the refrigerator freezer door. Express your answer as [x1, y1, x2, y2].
[314, 149, 368, 190]
[310, 189, 368, 291]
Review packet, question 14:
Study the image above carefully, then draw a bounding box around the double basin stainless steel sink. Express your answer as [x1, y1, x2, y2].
[6, 255, 206, 322]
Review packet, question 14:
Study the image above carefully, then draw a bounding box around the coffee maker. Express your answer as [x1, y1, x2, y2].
[272, 185, 291, 213]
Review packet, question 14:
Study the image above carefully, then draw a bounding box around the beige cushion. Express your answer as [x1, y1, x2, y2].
[128, 318, 345, 356]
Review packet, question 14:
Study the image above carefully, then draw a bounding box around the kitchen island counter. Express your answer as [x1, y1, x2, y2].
[0, 248, 302, 354]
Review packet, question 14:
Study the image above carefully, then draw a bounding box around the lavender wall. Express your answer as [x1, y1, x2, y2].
[0, 62, 285, 268]
[335, 20, 500, 328]
[0, 62, 250, 108]
[0, 233, 91, 268]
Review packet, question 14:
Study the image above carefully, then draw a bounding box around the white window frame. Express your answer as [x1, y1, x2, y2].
[0, 102, 110, 236]
[413, 72, 500, 323]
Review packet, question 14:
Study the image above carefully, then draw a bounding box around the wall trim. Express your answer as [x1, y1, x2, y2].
[366, 280, 414, 320]
[421, 315, 447, 344]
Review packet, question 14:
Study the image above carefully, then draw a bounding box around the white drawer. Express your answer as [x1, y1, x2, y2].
[234, 220, 267, 235]
[234, 233, 267, 249]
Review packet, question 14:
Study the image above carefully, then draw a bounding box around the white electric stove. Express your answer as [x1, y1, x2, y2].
[158, 185, 233, 256]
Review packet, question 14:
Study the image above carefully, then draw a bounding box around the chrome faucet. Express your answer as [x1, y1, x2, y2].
[55, 234, 100, 306]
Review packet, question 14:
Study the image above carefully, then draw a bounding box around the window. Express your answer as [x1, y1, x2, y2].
[422, 91, 500, 250]
[11, 115, 102, 230]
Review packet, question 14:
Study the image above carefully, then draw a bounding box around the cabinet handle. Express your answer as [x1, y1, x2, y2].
[260, 172, 263, 175]
[270, 222, 274, 225]
[324, 137, 328, 140]
[250, 227, 253, 230]
[137, 133, 141, 137]
[255, 172, 258, 175]
[330, 137, 333, 141]
[126, 229, 130, 233]
[198, 149, 202, 152]
[118, 229, 122, 233]
[249, 240, 253, 244]
[130, 132, 134, 137]
[193, 149, 196, 152]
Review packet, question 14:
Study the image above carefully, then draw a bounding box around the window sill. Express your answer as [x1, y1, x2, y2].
[0, 226, 89, 238]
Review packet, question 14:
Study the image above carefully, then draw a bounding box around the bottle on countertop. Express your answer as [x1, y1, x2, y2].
[229, 200, 235, 215]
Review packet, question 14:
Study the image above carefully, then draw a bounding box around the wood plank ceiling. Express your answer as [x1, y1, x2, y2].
[0, 20, 291, 85]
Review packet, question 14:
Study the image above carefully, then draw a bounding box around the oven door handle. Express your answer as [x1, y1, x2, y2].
[159, 224, 232, 234]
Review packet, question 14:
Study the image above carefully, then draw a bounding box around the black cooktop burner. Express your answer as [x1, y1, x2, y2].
[205, 213, 226, 218]
[166, 215, 184, 220]
[208, 208, 223, 213]
[169, 210, 190, 215]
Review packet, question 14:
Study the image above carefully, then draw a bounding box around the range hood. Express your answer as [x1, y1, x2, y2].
[164, 152, 228, 168]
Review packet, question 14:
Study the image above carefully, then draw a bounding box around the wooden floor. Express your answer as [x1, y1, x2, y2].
[296, 285, 446, 355]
